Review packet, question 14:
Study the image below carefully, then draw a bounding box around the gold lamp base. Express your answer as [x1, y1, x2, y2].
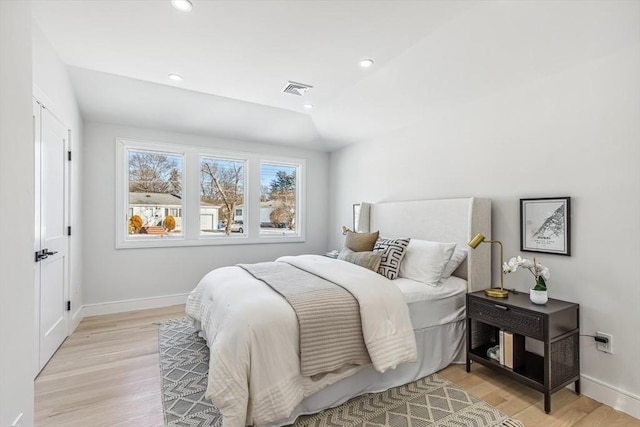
[484, 288, 509, 298]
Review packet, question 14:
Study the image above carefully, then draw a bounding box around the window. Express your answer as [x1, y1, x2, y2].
[260, 162, 299, 236]
[116, 138, 305, 248]
[200, 157, 245, 235]
[127, 148, 183, 238]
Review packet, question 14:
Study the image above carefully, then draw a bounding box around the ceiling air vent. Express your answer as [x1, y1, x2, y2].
[282, 81, 313, 96]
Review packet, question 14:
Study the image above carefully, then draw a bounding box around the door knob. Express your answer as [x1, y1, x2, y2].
[42, 249, 58, 256]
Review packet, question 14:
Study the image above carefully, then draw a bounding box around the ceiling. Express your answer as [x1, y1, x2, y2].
[31, 1, 637, 151]
[31, 0, 475, 150]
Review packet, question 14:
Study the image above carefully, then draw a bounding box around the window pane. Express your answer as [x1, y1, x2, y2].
[200, 157, 245, 235]
[260, 163, 297, 236]
[128, 149, 183, 237]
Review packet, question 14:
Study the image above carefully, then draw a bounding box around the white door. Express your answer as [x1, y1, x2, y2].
[34, 100, 69, 373]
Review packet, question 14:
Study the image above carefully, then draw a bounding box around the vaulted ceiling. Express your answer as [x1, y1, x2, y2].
[31, 1, 637, 151]
[31, 0, 474, 150]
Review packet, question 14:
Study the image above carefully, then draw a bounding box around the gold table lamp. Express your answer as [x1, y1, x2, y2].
[468, 233, 508, 298]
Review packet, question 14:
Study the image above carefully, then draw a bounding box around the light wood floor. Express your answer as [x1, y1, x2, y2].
[35, 305, 638, 427]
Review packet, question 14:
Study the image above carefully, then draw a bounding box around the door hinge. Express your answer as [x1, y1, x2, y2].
[67, 226, 72, 236]
[66, 301, 71, 311]
[68, 151, 72, 161]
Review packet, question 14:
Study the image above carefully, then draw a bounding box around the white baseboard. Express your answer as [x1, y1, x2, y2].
[465, 360, 638, 419]
[81, 293, 189, 317]
[69, 306, 83, 334]
[577, 374, 640, 419]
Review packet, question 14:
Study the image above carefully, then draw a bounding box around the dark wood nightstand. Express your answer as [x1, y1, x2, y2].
[466, 290, 580, 413]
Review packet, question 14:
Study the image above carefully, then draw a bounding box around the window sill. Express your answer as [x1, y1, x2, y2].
[116, 235, 306, 249]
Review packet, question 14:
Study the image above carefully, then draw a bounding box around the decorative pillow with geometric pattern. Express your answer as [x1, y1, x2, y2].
[373, 237, 411, 279]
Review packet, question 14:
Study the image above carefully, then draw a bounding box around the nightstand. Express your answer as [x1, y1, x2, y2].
[466, 291, 580, 413]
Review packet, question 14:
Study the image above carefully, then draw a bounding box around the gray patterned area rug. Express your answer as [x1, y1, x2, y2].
[159, 318, 524, 427]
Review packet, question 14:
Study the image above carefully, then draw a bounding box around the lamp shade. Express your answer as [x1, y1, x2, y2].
[468, 233, 486, 249]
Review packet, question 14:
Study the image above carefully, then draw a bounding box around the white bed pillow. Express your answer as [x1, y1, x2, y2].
[398, 239, 456, 286]
[439, 247, 468, 284]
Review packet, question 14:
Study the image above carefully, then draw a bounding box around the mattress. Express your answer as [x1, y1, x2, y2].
[394, 275, 467, 330]
[193, 275, 467, 339]
[194, 273, 467, 353]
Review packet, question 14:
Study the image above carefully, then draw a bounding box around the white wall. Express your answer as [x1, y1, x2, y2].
[82, 122, 329, 307]
[0, 2, 35, 426]
[329, 1, 640, 417]
[32, 24, 84, 328]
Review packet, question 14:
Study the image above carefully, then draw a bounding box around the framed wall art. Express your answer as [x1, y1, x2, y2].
[520, 197, 571, 256]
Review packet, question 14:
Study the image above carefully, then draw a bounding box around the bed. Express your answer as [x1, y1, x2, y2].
[186, 197, 491, 427]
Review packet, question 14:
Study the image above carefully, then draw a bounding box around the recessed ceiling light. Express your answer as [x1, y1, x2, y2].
[171, 0, 193, 12]
[359, 58, 374, 68]
[168, 73, 183, 81]
[303, 104, 314, 110]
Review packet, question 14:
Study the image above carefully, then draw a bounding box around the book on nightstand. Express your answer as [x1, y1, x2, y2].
[503, 331, 525, 369]
[499, 330, 505, 365]
[504, 331, 514, 368]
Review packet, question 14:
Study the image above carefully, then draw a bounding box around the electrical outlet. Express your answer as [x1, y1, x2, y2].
[596, 331, 613, 354]
[10, 412, 23, 427]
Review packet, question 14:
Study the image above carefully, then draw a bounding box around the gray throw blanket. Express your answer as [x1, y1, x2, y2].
[238, 262, 371, 376]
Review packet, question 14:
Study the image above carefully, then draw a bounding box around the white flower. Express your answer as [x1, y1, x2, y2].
[520, 258, 534, 269]
[502, 255, 550, 289]
[539, 267, 550, 280]
[502, 256, 523, 273]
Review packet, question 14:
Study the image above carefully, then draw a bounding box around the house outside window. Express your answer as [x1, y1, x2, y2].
[200, 156, 245, 236]
[127, 148, 183, 238]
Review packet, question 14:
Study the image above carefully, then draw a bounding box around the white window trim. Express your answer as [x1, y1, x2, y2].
[116, 137, 306, 249]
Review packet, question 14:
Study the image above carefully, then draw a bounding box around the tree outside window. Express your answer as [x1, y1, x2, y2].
[200, 157, 245, 235]
[260, 163, 297, 236]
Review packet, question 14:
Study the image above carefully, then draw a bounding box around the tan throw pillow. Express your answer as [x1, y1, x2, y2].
[338, 248, 383, 272]
[344, 230, 379, 252]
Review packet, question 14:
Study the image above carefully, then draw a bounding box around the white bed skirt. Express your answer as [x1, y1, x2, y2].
[264, 320, 466, 427]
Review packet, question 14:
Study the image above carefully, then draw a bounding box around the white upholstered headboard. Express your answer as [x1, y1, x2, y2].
[357, 198, 491, 293]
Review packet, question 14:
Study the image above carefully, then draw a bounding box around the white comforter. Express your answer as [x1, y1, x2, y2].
[185, 254, 417, 427]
